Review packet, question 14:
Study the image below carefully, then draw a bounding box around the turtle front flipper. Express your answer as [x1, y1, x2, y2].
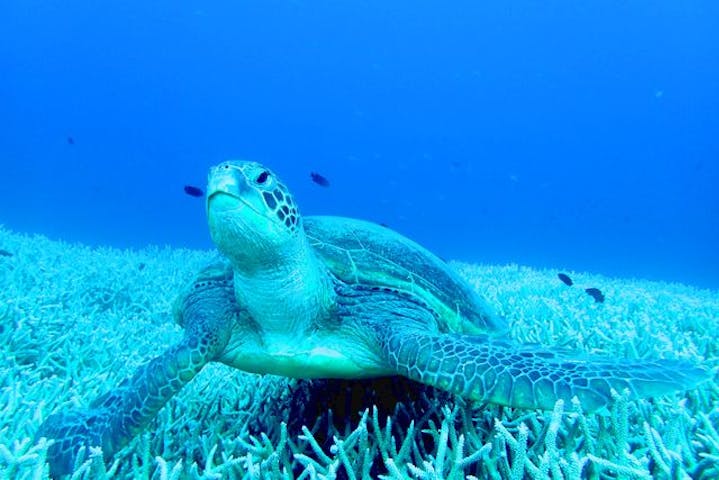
[38, 340, 210, 477]
[37, 267, 236, 478]
[383, 330, 709, 411]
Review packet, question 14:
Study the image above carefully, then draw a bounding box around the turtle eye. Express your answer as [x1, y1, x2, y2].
[256, 171, 270, 184]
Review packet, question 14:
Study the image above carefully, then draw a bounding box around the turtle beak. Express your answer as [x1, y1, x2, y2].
[206, 163, 250, 212]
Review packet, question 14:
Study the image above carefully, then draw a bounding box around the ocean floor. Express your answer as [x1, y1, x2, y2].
[0, 225, 717, 479]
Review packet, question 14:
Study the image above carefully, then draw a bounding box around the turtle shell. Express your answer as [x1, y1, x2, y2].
[304, 216, 507, 335]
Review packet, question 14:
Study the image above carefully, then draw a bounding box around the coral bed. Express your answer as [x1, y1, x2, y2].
[0, 226, 717, 479]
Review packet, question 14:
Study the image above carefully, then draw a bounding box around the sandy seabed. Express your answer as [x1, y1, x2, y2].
[0, 225, 717, 479]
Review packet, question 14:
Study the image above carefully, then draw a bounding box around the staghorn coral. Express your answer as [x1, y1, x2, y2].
[0, 225, 717, 479]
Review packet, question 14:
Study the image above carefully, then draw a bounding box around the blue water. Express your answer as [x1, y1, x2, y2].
[1, 1, 717, 288]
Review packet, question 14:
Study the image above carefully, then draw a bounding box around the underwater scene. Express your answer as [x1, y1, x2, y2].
[1, 1, 718, 479]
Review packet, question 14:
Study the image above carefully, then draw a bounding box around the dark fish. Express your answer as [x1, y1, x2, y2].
[184, 185, 204, 197]
[138, 263, 146, 271]
[67, 136, 75, 145]
[378, 222, 390, 228]
[557, 273, 573, 286]
[0, 249, 13, 257]
[585, 287, 605, 303]
[310, 172, 330, 187]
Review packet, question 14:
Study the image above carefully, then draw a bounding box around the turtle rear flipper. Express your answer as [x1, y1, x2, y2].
[37, 275, 236, 478]
[383, 330, 709, 412]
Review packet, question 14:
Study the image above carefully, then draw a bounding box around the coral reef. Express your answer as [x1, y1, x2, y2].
[0, 226, 717, 479]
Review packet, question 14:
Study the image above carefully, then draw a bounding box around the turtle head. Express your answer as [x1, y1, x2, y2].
[207, 160, 302, 268]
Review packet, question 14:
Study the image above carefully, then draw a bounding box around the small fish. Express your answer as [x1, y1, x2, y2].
[585, 287, 605, 303]
[0, 249, 13, 257]
[378, 222, 390, 228]
[450, 160, 463, 171]
[138, 263, 146, 271]
[184, 185, 204, 197]
[67, 136, 75, 145]
[557, 273, 573, 286]
[310, 172, 330, 187]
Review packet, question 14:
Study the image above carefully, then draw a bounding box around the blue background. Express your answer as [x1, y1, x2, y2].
[1, 1, 717, 288]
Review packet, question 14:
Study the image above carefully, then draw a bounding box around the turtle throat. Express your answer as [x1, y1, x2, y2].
[231, 234, 334, 336]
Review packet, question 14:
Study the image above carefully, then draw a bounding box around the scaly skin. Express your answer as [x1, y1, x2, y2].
[382, 328, 708, 412]
[37, 265, 236, 478]
[337, 286, 709, 412]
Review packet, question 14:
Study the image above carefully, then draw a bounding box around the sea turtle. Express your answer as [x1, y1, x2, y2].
[38, 160, 707, 477]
